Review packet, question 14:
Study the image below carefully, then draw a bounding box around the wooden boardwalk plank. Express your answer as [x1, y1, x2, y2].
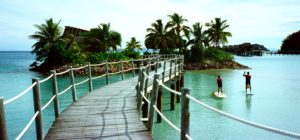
[45, 76, 151, 140]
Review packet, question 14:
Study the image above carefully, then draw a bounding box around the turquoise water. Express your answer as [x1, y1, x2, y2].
[0, 51, 134, 139]
[153, 55, 300, 140]
[2, 52, 300, 139]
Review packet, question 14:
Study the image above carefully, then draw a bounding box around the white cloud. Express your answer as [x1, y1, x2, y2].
[0, 0, 299, 50]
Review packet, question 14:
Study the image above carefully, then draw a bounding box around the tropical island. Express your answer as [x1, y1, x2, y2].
[279, 30, 300, 54]
[29, 13, 249, 73]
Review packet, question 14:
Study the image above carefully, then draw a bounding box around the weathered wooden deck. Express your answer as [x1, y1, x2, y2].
[45, 76, 151, 140]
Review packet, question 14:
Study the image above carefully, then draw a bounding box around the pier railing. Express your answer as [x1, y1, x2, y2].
[137, 56, 300, 140]
[0, 54, 176, 140]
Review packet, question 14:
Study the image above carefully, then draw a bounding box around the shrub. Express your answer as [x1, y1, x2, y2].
[204, 47, 233, 62]
[190, 46, 204, 62]
[122, 49, 140, 59]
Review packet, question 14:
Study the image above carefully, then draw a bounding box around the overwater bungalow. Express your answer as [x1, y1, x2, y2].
[224, 43, 270, 56]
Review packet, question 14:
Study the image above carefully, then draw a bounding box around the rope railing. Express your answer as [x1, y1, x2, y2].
[153, 105, 181, 132]
[107, 61, 120, 65]
[4, 82, 37, 105]
[157, 80, 182, 96]
[91, 74, 106, 80]
[108, 71, 122, 75]
[57, 85, 73, 96]
[90, 62, 105, 67]
[186, 94, 300, 139]
[122, 60, 131, 63]
[140, 91, 151, 104]
[74, 78, 89, 86]
[41, 95, 56, 111]
[132, 59, 142, 62]
[72, 65, 88, 71]
[15, 111, 39, 140]
[143, 72, 153, 80]
[39, 74, 54, 83]
[56, 69, 70, 76]
[123, 68, 134, 73]
[149, 62, 157, 66]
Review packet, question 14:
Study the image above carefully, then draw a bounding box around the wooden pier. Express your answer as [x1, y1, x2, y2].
[0, 54, 188, 140]
[45, 76, 151, 139]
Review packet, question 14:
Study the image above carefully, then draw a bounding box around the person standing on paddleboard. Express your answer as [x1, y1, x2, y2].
[243, 71, 251, 92]
[217, 75, 223, 94]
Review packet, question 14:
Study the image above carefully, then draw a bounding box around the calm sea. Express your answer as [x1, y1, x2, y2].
[1, 52, 300, 139]
[0, 51, 121, 139]
[153, 55, 300, 140]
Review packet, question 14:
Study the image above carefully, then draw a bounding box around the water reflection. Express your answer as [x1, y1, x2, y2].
[216, 100, 224, 110]
[245, 95, 252, 112]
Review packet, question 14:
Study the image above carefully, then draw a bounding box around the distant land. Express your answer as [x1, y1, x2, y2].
[279, 30, 300, 54]
[223, 43, 269, 56]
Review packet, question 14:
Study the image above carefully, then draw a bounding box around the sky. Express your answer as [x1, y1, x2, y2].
[0, 0, 300, 51]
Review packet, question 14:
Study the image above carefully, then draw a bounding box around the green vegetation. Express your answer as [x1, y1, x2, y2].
[145, 14, 233, 63]
[205, 18, 232, 48]
[280, 30, 300, 53]
[30, 14, 233, 72]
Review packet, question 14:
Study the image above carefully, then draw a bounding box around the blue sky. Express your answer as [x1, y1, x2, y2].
[0, 0, 300, 51]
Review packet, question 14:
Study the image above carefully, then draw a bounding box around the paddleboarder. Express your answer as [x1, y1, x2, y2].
[243, 71, 251, 92]
[217, 75, 223, 95]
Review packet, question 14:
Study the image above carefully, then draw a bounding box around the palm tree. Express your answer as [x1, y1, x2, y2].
[125, 37, 142, 51]
[189, 22, 209, 61]
[205, 17, 232, 48]
[190, 22, 209, 48]
[29, 18, 62, 62]
[82, 23, 121, 52]
[167, 13, 191, 52]
[145, 19, 174, 54]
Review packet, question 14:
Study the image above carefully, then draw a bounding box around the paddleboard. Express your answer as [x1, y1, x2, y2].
[243, 91, 254, 95]
[212, 91, 226, 98]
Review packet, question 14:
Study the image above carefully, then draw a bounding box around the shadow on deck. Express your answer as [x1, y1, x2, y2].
[45, 77, 151, 140]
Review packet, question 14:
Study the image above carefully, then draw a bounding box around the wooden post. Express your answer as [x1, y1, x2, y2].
[105, 60, 109, 85]
[88, 62, 93, 92]
[178, 73, 185, 103]
[162, 60, 167, 83]
[138, 68, 145, 113]
[50, 70, 60, 118]
[148, 74, 160, 132]
[69, 66, 77, 102]
[136, 67, 142, 97]
[142, 64, 150, 119]
[120, 59, 124, 80]
[144, 63, 150, 94]
[0, 97, 8, 140]
[181, 88, 190, 140]
[170, 80, 176, 110]
[155, 58, 159, 73]
[157, 87, 162, 123]
[176, 76, 181, 103]
[178, 55, 181, 73]
[174, 57, 177, 76]
[180, 73, 185, 88]
[141, 58, 144, 67]
[169, 59, 173, 79]
[181, 56, 184, 72]
[131, 59, 135, 77]
[32, 78, 43, 140]
[142, 98, 148, 119]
